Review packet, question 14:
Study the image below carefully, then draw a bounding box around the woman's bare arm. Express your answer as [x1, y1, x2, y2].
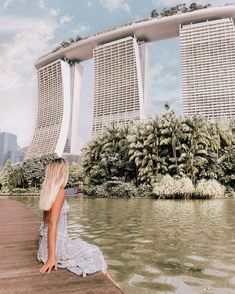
[40, 187, 66, 273]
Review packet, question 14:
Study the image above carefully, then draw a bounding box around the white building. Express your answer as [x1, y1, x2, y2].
[26, 5, 235, 159]
[180, 18, 235, 119]
[25, 60, 83, 159]
[91, 36, 148, 137]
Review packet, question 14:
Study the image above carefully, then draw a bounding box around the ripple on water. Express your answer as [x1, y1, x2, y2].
[202, 269, 229, 278]
[143, 265, 161, 275]
[187, 255, 208, 262]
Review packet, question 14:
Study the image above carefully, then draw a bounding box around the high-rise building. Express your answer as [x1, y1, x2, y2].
[91, 36, 148, 137]
[26, 5, 235, 159]
[25, 60, 83, 159]
[0, 132, 18, 166]
[180, 18, 235, 119]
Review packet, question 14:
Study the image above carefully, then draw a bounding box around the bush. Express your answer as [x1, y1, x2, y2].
[133, 184, 154, 198]
[153, 175, 176, 198]
[194, 179, 226, 199]
[153, 176, 225, 199]
[175, 177, 194, 198]
[83, 180, 154, 198]
[11, 188, 28, 194]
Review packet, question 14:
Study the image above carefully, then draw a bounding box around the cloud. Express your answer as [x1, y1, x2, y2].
[0, 18, 58, 92]
[2, 0, 11, 10]
[149, 62, 164, 79]
[0, 15, 41, 34]
[60, 14, 74, 25]
[146, 88, 182, 117]
[87, 0, 92, 8]
[71, 24, 90, 36]
[100, 0, 130, 12]
[38, 0, 60, 16]
[150, 63, 177, 87]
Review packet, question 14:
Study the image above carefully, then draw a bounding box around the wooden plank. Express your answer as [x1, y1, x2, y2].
[0, 199, 123, 294]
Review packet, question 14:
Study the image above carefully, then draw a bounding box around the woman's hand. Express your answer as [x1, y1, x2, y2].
[39, 256, 58, 273]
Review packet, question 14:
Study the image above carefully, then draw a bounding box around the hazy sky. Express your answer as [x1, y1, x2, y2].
[0, 0, 234, 150]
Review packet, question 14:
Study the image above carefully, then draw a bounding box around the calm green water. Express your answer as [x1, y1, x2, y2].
[12, 196, 235, 294]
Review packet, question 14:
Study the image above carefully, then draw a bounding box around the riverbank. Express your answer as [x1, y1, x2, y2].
[0, 198, 123, 294]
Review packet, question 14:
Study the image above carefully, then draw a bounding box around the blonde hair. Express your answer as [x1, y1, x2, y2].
[39, 158, 69, 211]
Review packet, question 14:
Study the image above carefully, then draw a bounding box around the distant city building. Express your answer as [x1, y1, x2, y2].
[26, 5, 235, 159]
[91, 36, 148, 137]
[15, 146, 28, 163]
[180, 18, 235, 119]
[0, 132, 18, 166]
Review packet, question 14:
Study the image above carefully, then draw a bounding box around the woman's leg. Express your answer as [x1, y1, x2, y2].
[105, 270, 122, 290]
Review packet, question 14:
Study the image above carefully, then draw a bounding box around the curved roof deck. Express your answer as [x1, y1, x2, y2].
[35, 5, 235, 69]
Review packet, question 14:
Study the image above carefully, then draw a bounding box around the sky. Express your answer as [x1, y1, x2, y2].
[0, 0, 234, 151]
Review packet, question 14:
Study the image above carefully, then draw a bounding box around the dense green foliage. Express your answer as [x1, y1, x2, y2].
[83, 112, 234, 198]
[0, 153, 59, 192]
[151, 3, 211, 18]
[0, 154, 84, 193]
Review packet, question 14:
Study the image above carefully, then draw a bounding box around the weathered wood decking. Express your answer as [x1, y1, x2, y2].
[0, 198, 123, 294]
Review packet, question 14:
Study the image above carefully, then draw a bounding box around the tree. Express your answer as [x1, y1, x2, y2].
[0, 159, 13, 189]
[21, 153, 58, 188]
[189, 3, 197, 10]
[151, 9, 159, 18]
[67, 163, 84, 188]
[83, 123, 135, 185]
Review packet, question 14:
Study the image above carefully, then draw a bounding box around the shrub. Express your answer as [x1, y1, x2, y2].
[175, 177, 194, 198]
[153, 175, 176, 198]
[11, 188, 28, 194]
[194, 179, 226, 199]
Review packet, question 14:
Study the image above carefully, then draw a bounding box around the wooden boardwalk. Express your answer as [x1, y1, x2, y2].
[0, 198, 123, 294]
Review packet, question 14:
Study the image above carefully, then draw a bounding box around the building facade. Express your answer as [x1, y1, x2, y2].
[26, 6, 235, 159]
[180, 17, 235, 119]
[25, 60, 83, 159]
[0, 132, 18, 166]
[91, 36, 148, 137]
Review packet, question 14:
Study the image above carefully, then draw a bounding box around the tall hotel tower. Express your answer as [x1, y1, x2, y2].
[25, 5, 235, 159]
[25, 60, 83, 159]
[91, 36, 148, 137]
[180, 18, 235, 119]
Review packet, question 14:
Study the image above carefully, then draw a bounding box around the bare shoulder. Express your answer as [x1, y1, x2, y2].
[50, 188, 66, 221]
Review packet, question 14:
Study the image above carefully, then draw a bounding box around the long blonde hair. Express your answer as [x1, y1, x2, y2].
[39, 158, 69, 211]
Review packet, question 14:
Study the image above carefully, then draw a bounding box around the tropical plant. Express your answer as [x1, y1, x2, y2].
[195, 179, 226, 199]
[83, 123, 135, 185]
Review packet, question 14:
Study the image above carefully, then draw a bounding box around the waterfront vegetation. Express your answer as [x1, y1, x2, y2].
[82, 110, 234, 199]
[1, 111, 234, 199]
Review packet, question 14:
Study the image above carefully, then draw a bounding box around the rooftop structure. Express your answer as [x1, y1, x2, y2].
[35, 5, 235, 69]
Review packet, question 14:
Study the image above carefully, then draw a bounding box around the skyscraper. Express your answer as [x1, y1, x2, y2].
[180, 18, 235, 119]
[0, 132, 18, 166]
[91, 36, 147, 137]
[25, 60, 83, 159]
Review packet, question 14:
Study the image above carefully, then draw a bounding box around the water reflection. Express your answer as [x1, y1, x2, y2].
[12, 196, 235, 294]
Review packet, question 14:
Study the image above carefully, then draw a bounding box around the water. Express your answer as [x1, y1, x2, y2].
[12, 196, 235, 294]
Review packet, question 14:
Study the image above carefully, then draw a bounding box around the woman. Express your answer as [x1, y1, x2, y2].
[37, 158, 121, 290]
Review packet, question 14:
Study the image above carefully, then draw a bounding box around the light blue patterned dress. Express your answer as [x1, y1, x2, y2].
[37, 198, 108, 277]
